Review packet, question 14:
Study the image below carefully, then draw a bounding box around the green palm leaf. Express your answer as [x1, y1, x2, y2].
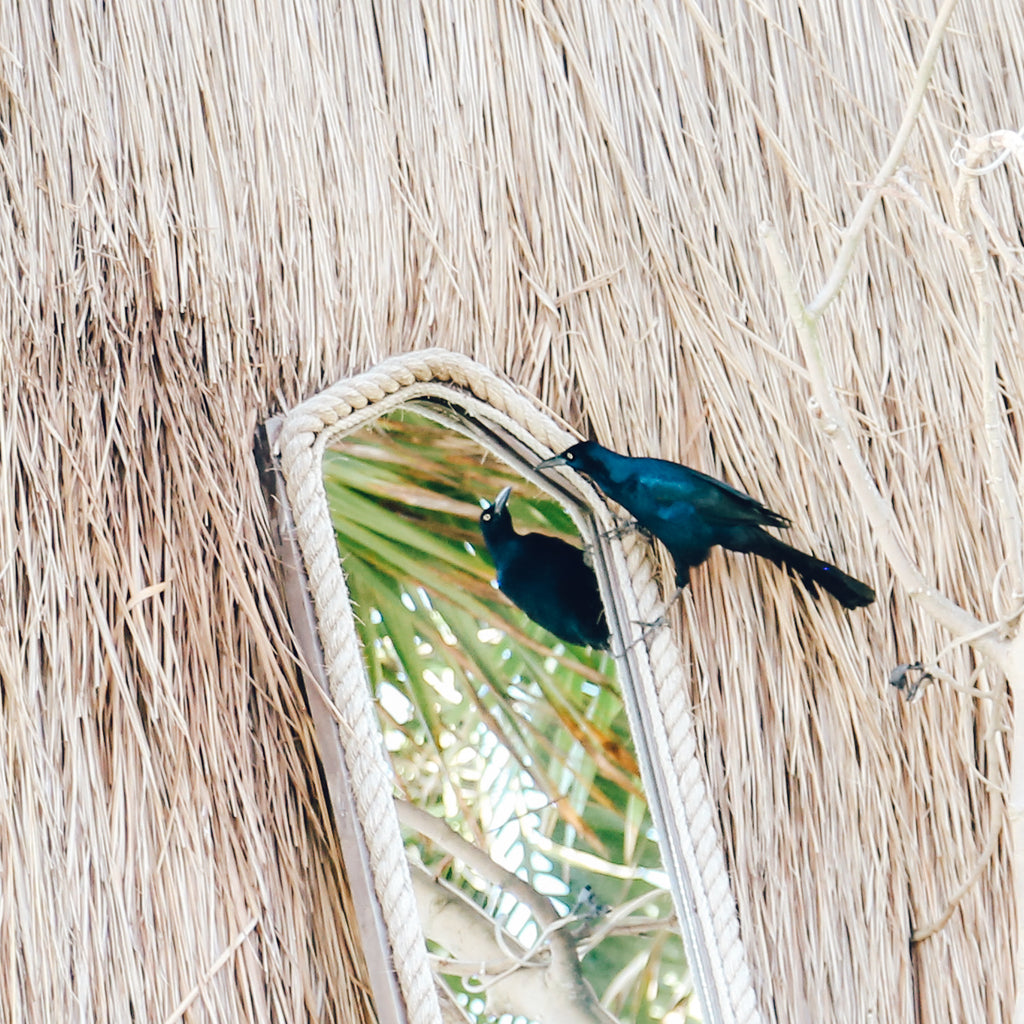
[325, 410, 697, 1024]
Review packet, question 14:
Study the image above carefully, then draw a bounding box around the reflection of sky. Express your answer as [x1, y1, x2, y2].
[378, 622, 672, 948]
[378, 624, 571, 945]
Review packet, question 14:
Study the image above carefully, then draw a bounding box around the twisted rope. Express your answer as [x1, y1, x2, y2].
[276, 348, 765, 1024]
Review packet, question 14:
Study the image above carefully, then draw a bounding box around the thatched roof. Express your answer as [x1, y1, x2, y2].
[3, 0, 1020, 1021]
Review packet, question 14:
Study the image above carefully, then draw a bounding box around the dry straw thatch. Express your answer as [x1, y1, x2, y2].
[2, 0, 1021, 1021]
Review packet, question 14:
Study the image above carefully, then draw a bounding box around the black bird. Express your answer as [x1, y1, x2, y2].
[479, 486, 610, 649]
[536, 441, 875, 609]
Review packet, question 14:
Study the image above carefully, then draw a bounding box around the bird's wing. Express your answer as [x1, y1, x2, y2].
[527, 532, 592, 569]
[639, 462, 791, 528]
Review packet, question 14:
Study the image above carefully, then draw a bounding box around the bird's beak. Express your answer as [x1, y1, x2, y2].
[535, 452, 567, 471]
[493, 485, 512, 513]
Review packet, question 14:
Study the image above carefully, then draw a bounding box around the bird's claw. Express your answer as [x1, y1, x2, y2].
[889, 661, 934, 703]
[615, 615, 669, 654]
[602, 516, 647, 541]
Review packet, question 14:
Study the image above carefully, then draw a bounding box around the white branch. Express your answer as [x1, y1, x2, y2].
[397, 800, 619, 1024]
[759, 4, 1024, 1018]
[953, 130, 1024, 603]
[761, 224, 1007, 668]
[805, 0, 962, 317]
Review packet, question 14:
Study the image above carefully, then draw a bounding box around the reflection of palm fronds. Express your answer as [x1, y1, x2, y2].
[326, 413, 691, 1022]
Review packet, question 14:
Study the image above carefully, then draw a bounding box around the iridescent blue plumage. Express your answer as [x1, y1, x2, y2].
[537, 441, 874, 609]
[479, 487, 609, 649]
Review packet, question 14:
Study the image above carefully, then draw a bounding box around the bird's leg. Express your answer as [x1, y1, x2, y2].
[618, 587, 685, 653]
[633, 586, 684, 629]
[889, 661, 935, 703]
[602, 515, 648, 541]
[617, 627, 659, 655]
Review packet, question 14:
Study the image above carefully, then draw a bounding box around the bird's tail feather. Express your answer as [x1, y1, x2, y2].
[753, 533, 875, 609]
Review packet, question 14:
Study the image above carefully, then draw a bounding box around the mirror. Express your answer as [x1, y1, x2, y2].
[323, 406, 698, 1024]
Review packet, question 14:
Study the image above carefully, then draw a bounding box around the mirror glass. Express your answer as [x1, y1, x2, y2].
[323, 406, 698, 1024]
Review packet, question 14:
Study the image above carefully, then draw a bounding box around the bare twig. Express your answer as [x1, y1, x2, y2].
[162, 919, 260, 1024]
[911, 813, 1002, 943]
[805, 0, 963, 318]
[761, 223, 1007, 668]
[952, 131, 1024, 602]
[396, 800, 617, 1024]
[760, 4, 1024, 1018]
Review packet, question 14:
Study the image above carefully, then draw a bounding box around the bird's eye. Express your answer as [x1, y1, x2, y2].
[566, 451, 575, 461]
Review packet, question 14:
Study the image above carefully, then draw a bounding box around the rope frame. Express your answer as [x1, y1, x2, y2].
[274, 348, 765, 1024]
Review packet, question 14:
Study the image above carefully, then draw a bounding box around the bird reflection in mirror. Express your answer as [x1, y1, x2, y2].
[478, 486, 610, 650]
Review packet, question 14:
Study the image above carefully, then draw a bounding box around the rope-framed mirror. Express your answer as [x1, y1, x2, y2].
[264, 349, 764, 1024]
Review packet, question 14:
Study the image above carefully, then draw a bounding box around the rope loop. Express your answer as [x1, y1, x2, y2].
[276, 349, 765, 1024]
